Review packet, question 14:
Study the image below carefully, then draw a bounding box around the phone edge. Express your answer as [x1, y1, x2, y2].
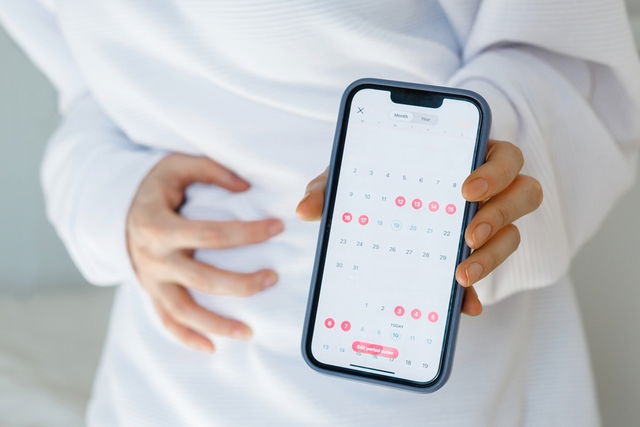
[300, 77, 492, 393]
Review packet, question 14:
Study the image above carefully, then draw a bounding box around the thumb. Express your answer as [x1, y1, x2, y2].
[296, 168, 328, 221]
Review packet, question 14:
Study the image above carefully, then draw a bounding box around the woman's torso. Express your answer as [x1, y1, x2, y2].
[52, 1, 598, 425]
[59, 0, 467, 354]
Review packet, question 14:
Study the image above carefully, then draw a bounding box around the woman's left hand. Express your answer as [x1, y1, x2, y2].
[296, 140, 543, 316]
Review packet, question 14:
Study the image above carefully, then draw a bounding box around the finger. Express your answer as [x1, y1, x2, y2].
[168, 217, 284, 249]
[296, 168, 328, 221]
[171, 255, 278, 296]
[465, 175, 542, 249]
[153, 301, 215, 352]
[461, 286, 483, 316]
[462, 140, 524, 201]
[456, 224, 521, 287]
[160, 154, 250, 196]
[156, 283, 253, 339]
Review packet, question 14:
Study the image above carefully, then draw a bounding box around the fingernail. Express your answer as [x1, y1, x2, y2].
[262, 271, 278, 287]
[466, 178, 488, 198]
[268, 220, 284, 236]
[473, 223, 492, 246]
[456, 268, 468, 287]
[196, 341, 214, 353]
[232, 325, 252, 339]
[466, 263, 483, 284]
[229, 171, 249, 186]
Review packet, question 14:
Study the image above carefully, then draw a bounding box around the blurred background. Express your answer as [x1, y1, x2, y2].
[1, 3, 639, 426]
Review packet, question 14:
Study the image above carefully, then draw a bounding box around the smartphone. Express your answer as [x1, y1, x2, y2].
[301, 78, 491, 392]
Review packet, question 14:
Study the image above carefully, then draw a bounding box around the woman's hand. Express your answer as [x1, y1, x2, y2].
[296, 140, 542, 316]
[127, 153, 284, 352]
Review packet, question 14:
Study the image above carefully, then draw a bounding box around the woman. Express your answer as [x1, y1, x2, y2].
[1, 1, 638, 425]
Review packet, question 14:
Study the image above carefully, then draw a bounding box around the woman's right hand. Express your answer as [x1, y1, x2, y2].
[126, 153, 284, 352]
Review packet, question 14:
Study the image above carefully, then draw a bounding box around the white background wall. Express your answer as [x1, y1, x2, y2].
[1, 3, 639, 426]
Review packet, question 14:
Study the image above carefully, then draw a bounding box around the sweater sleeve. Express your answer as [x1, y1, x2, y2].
[0, 0, 167, 285]
[444, 0, 640, 305]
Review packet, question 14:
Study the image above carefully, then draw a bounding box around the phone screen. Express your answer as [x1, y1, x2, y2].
[308, 86, 482, 384]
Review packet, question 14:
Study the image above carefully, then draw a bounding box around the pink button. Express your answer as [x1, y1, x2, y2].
[428, 201, 440, 212]
[379, 346, 399, 359]
[395, 196, 406, 207]
[411, 308, 422, 320]
[324, 317, 335, 328]
[352, 341, 399, 359]
[341, 321, 351, 331]
[445, 204, 457, 215]
[411, 198, 423, 209]
[427, 312, 439, 323]
[394, 305, 405, 317]
[358, 215, 369, 225]
[342, 212, 352, 223]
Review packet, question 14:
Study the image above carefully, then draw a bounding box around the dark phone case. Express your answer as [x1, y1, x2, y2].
[301, 78, 491, 393]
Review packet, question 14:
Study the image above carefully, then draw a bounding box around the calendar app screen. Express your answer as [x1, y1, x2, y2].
[310, 87, 481, 383]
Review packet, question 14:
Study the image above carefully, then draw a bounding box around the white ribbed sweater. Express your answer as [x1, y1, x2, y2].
[1, 1, 639, 425]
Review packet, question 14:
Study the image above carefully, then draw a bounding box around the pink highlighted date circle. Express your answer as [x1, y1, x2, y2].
[395, 196, 406, 207]
[428, 201, 440, 212]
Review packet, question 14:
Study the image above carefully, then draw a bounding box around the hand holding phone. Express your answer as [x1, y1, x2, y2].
[297, 79, 542, 392]
[298, 141, 539, 316]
